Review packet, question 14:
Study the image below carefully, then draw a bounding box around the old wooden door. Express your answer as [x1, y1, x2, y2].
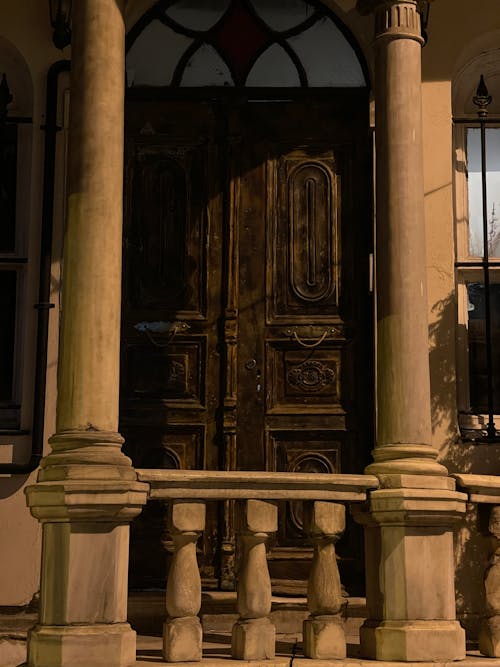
[121, 94, 372, 592]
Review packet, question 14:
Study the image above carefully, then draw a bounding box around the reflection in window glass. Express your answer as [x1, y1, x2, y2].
[0, 271, 16, 401]
[288, 18, 365, 87]
[0, 125, 17, 253]
[180, 44, 234, 86]
[250, 0, 315, 32]
[467, 282, 500, 412]
[467, 128, 500, 257]
[246, 44, 300, 87]
[126, 21, 192, 86]
[165, 0, 230, 31]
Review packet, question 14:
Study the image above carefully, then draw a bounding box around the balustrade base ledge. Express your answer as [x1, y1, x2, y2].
[291, 657, 496, 667]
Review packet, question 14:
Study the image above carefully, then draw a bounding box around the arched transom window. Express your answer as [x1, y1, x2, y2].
[126, 0, 367, 88]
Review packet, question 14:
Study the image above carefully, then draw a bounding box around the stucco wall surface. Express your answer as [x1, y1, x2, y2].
[0, 1, 64, 606]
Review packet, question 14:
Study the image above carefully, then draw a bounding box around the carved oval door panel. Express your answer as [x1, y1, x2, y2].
[231, 101, 373, 593]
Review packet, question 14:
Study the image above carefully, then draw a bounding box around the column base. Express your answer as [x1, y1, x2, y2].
[365, 444, 448, 477]
[27, 623, 136, 667]
[360, 620, 466, 662]
[479, 616, 500, 657]
[303, 614, 346, 659]
[163, 616, 202, 662]
[231, 617, 275, 660]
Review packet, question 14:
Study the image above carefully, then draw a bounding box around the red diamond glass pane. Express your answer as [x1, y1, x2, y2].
[212, 1, 272, 83]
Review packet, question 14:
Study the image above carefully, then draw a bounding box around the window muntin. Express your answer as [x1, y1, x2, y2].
[126, 0, 367, 89]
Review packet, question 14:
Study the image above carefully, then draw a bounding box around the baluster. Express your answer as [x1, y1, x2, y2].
[480, 505, 500, 657]
[163, 500, 206, 662]
[231, 499, 277, 660]
[303, 501, 346, 659]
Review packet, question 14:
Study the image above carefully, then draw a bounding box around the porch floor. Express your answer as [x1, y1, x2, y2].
[1, 593, 499, 667]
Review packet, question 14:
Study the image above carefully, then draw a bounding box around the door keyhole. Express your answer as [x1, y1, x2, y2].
[245, 359, 262, 393]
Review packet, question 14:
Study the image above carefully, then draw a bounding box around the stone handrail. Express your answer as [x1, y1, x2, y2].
[136, 469, 379, 662]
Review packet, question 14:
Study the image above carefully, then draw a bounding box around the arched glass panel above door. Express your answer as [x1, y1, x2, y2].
[126, 0, 367, 88]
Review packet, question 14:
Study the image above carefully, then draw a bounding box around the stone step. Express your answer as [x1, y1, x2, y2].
[127, 591, 367, 639]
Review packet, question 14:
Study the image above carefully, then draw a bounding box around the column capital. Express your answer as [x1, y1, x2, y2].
[358, 0, 424, 44]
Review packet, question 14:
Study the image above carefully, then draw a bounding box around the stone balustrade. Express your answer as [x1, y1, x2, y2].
[454, 474, 500, 658]
[136, 469, 378, 662]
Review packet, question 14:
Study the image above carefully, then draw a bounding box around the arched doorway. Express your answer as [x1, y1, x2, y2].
[121, 0, 373, 595]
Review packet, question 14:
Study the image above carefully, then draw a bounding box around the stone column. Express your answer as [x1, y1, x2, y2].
[25, 2, 148, 666]
[365, 0, 446, 477]
[352, 1, 467, 660]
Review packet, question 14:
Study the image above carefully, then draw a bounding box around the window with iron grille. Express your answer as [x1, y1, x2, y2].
[0, 62, 32, 432]
[454, 74, 500, 440]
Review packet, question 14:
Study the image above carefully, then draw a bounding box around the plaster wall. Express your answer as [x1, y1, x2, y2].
[0, 1, 67, 606]
[421, 0, 500, 635]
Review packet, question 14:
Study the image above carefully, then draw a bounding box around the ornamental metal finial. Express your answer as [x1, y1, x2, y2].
[0, 73, 13, 124]
[473, 74, 492, 117]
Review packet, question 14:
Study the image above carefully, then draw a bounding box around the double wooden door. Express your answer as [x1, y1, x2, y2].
[121, 96, 373, 592]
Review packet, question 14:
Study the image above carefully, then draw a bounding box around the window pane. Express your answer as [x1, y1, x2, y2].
[0, 125, 17, 253]
[287, 17, 365, 87]
[467, 281, 500, 412]
[126, 21, 192, 86]
[467, 127, 500, 258]
[0, 271, 16, 401]
[180, 44, 234, 86]
[249, 0, 316, 32]
[165, 0, 230, 31]
[246, 43, 300, 87]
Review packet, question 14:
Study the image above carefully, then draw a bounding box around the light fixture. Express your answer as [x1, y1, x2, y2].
[49, 0, 72, 50]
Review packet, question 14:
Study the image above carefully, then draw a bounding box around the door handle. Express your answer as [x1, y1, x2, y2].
[134, 320, 190, 347]
[283, 326, 337, 348]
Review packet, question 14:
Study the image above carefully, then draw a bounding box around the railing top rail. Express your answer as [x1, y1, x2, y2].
[136, 469, 379, 501]
[453, 473, 500, 504]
